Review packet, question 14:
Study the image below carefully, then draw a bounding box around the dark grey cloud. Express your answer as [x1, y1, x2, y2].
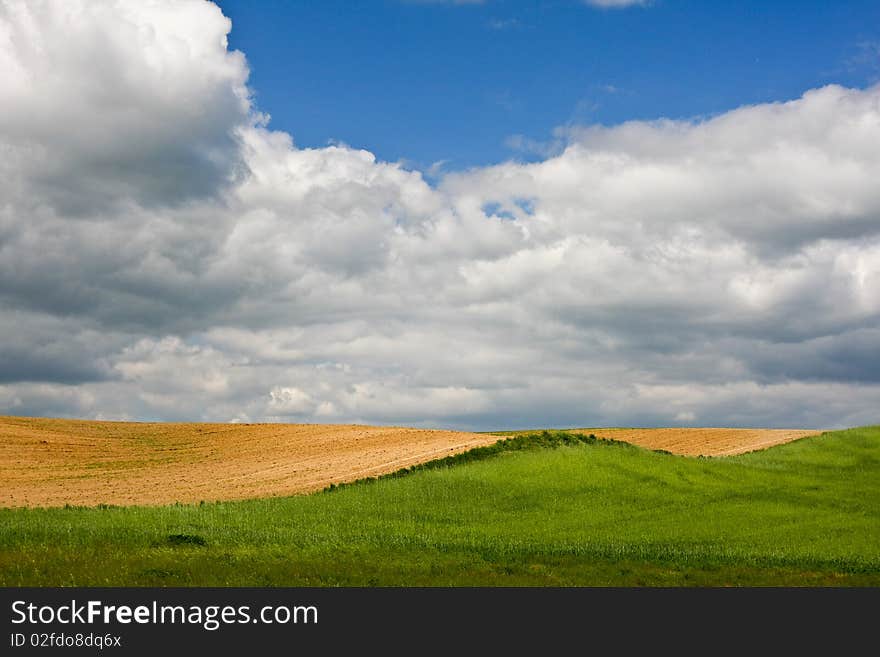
[743, 330, 880, 384]
[0, 348, 109, 385]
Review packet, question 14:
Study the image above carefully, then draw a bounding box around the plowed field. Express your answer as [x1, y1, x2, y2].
[585, 427, 821, 456]
[0, 416, 499, 507]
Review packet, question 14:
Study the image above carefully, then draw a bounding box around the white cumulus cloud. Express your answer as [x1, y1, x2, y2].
[0, 0, 878, 430]
[583, 0, 650, 8]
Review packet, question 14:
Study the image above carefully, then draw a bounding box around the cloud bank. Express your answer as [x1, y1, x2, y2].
[1, 0, 878, 429]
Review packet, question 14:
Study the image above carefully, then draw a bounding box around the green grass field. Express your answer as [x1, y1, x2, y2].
[1, 427, 878, 586]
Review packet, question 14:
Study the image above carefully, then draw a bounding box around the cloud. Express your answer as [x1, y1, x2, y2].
[0, 0, 878, 430]
[487, 18, 520, 31]
[582, 0, 650, 8]
[0, 0, 252, 214]
[848, 41, 880, 80]
[503, 133, 565, 159]
[402, 1, 486, 5]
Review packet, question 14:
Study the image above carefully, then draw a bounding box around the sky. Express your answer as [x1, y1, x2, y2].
[0, 0, 879, 430]
[215, 0, 880, 170]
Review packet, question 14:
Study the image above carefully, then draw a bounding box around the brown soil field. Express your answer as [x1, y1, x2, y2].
[0, 416, 501, 508]
[582, 427, 821, 457]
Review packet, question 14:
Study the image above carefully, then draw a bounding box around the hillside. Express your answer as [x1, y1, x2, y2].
[1, 426, 878, 586]
[1, 416, 821, 507]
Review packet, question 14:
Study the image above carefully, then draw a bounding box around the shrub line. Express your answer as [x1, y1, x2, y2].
[322, 430, 639, 493]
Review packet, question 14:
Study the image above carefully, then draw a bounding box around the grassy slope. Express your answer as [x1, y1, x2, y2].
[0, 427, 878, 586]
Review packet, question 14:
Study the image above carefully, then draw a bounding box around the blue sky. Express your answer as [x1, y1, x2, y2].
[216, 0, 880, 171]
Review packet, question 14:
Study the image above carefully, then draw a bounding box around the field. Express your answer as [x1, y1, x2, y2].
[573, 427, 819, 456]
[1, 416, 818, 507]
[1, 423, 878, 586]
[0, 416, 500, 507]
